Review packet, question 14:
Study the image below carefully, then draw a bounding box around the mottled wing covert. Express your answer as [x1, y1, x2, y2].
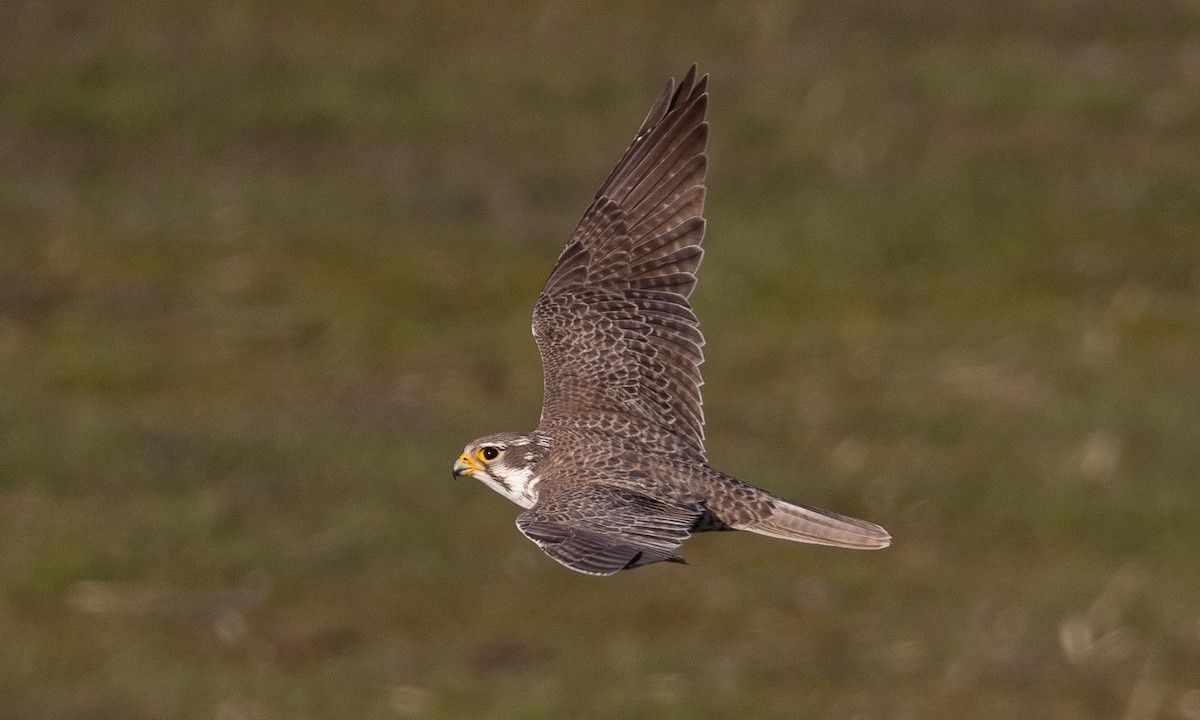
[533, 66, 709, 460]
[515, 484, 701, 575]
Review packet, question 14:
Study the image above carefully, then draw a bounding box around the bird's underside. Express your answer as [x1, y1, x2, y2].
[453, 65, 890, 575]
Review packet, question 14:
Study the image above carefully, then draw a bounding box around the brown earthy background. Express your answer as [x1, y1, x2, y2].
[3, 2, 1199, 718]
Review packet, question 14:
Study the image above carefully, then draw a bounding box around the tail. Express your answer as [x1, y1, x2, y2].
[738, 497, 891, 550]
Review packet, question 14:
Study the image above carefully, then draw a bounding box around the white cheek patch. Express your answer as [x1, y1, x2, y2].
[478, 466, 540, 509]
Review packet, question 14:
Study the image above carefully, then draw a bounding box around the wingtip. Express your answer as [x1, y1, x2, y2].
[677, 63, 697, 95]
[674, 63, 708, 105]
[687, 63, 711, 96]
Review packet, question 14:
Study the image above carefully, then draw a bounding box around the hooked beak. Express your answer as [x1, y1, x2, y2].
[453, 453, 480, 477]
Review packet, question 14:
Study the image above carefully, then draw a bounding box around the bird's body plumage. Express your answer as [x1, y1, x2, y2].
[454, 66, 890, 575]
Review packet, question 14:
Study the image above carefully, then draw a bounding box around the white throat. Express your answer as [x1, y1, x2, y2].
[479, 466, 541, 509]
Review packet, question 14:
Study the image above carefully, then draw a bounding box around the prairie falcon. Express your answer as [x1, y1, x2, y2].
[454, 66, 890, 575]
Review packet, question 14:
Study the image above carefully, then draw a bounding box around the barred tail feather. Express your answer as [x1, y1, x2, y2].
[741, 500, 891, 550]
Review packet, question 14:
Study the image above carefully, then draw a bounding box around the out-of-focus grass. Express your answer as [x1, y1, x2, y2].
[3, 1, 1200, 718]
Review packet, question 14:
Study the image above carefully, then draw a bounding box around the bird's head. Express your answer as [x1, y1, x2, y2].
[453, 432, 551, 509]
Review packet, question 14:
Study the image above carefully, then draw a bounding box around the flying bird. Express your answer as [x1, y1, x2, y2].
[454, 65, 890, 575]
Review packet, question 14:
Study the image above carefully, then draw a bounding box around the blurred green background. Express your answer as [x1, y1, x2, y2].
[3, 1, 1200, 718]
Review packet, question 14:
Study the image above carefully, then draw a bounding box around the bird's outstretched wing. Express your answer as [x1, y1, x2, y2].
[533, 65, 709, 461]
[515, 483, 701, 575]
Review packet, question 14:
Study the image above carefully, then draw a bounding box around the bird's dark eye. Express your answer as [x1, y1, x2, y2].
[479, 446, 500, 462]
